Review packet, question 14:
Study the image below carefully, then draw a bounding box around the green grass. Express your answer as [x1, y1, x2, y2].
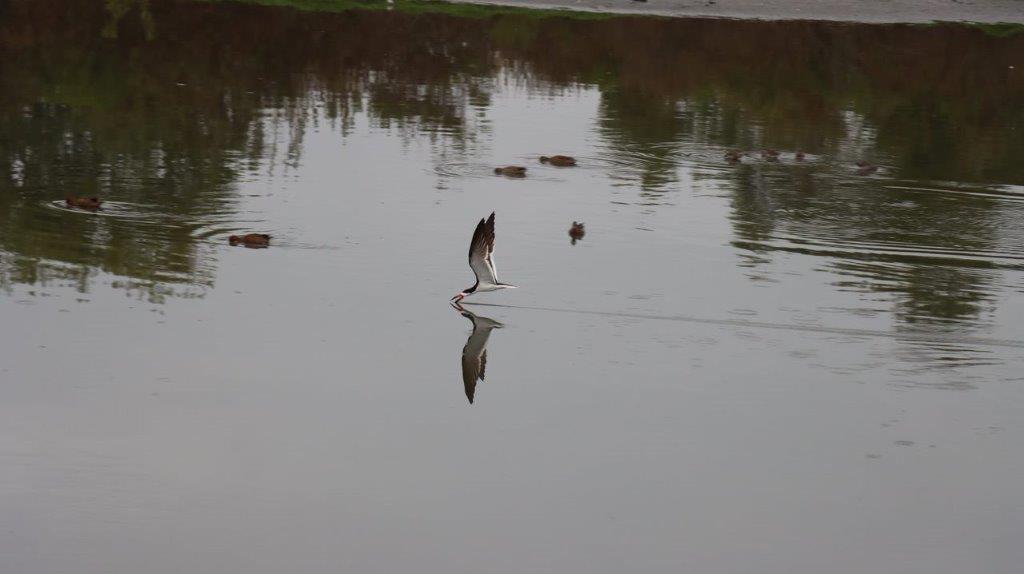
[968, 22, 1024, 37]
[912, 20, 1024, 37]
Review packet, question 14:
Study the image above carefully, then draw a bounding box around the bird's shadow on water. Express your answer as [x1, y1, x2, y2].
[452, 302, 504, 405]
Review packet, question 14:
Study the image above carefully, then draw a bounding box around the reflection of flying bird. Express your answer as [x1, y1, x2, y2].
[451, 212, 517, 303]
[456, 305, 504, 404]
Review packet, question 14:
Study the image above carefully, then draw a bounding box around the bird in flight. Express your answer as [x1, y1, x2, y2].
[451, 212, 516, 303]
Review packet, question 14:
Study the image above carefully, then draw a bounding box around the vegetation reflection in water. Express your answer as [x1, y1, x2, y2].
[1, 0, 1023, 326]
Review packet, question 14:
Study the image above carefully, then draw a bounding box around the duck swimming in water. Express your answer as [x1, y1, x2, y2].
[229, 233, 271, 247]
[539, 155, 576, 167]
[856, 161, 878, 175]
[65, 196, 102, 210]
[569, 221, 585, 245]
[494, 166, 527, 177]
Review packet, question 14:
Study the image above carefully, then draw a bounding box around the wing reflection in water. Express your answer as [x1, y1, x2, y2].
[453, 303, 504, 404]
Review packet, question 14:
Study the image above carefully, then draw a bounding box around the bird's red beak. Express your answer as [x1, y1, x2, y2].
[451, 293, 465, 303]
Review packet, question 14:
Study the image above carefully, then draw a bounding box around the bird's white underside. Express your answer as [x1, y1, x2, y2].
[474, 283, 516, 293]
[459, 212, 516, 299]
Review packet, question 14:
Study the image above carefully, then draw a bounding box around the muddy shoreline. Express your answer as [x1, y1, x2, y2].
[451, 0, 1024, 23]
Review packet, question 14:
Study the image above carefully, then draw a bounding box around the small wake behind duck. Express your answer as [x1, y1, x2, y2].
[47, 200, 162, 219]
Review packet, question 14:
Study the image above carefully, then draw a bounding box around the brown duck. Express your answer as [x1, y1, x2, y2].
[539, 155, 577, 167]
[494, 166, 527, 177]
[724, 150, 743, 163]
[856, 161, 878, 175]
[65, 196, 102, 210]
[761, 149, 780, 161]
[569, 221, 585, 245]
[229, 234, 271, 247]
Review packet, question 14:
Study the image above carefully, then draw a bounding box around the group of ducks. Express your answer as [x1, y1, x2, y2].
[67, 155, 584, 247]
[64, 148, 881, 251]
[63, 196, 272, 248]
[494, 155, 586, 244]
[724, 149, 879, 175]
[493, 154, 578, 177]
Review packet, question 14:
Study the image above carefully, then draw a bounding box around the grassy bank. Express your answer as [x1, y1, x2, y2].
[197, 0, 1024, 34]
[198, 0, 618, 19]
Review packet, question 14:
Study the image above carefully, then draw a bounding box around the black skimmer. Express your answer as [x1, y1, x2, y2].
[451, 212, 516, 303]
[454, 305, 503, 404]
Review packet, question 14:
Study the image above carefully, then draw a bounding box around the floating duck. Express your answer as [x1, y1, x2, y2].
[569, 221, 585, 245]
[761, 149, 780, 161]
[724, 149, 743, 163]
[229, 234, 271, 247]
[494, 166, 527, 177]
[539, 155, 576, 167]
[795, 151, 806, 161]
[65, 196, 102, 210]
[856, 161, 878, 175]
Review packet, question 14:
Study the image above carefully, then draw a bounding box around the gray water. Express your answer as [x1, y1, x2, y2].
[1, 2, 1023, 573]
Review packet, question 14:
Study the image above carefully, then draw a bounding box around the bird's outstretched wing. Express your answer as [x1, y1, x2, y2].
[468, 212, 499, 285]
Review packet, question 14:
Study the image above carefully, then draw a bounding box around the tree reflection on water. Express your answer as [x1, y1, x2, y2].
[1, 0, 1022, 325]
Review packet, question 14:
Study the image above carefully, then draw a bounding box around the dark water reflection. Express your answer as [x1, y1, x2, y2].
[2, 0, 1023, 323]
[3, 2, 1024, 572]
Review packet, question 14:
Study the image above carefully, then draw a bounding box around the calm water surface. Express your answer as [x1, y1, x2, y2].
[2, 1, 1024, 572]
